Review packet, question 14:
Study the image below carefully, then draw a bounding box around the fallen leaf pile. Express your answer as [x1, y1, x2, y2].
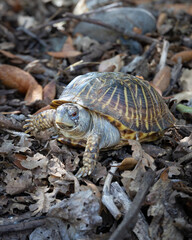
[0, 0, 192, 239]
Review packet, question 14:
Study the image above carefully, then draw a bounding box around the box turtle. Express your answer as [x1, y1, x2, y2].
[24, 72, 175, 177]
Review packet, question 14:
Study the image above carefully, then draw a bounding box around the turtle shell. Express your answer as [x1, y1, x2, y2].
[51, 72, 175, 142]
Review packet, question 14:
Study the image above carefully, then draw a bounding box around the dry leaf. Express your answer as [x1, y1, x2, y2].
[0, 64, 34, 93]
[47, 36, 81, 58]
[172, 91, 192, 103]
[13, 153, 28, 170]
[0, 64, 43, 104]
[118, 157, 138, 171]
[4, 169, 32, 195]
[43, 80, 56, 104]
[180, 68, 192, 91]
[121, 140, 156, 195]
[48, 189, 102, 231]
[157, 12, 167, 30]
[21, 153, 48, 170]
[29, 186, 57, 215]
[147, 174, 183, 240]
[47, 51, 81, 58]
[0, 50, 25, 64]
[152, 66, 171, 94]
[158, 3, 192, 15]
[24, 81, 43, 104]
[98, 54, 126, 72]
[171, 50, 192, 63]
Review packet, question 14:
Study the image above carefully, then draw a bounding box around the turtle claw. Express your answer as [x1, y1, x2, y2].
[75, 159, 97, 178]
[23, 118, 37, 134]
[75, 167, 90, 178]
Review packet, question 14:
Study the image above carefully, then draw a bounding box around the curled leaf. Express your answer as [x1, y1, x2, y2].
[0, 64, 43, 104]
[43, 80, 56, 104]
[171, 50, 192, 63]
[152, 66, 171, 94]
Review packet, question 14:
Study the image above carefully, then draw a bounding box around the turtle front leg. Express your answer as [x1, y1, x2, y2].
[23, 109, 56, 134]
[76, 133, 101, 178]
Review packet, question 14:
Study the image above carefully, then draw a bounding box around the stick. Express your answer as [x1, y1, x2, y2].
[109, 169, 156, 240]
[0, 218, 46, 233]
[102, 165, 121, 220]
[157, 39, 170, 71]
[35, 12, 157, 45]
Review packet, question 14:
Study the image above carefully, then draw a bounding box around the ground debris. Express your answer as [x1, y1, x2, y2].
[0, 0, 192, 239]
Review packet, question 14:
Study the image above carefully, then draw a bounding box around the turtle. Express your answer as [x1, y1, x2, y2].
[24, 72, 176, 177]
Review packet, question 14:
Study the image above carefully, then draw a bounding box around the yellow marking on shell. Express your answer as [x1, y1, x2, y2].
[155, 117, 162, 131]
[98, 87, 111, 102]
[77, 82, 89, 97]
[102, 86, 117, 108]
[149, 88, 162, 130]
[126, 84, 135, 119]
[124, 86, 129, 117]
[114, 93, 120, 110]
[135, 84, 138, 99]
[140, 85, 149, 130]
[85, 80, 98, 99]
[139, 96, 142, 122]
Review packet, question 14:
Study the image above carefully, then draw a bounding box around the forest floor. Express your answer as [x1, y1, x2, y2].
[0, 0, 192, 239]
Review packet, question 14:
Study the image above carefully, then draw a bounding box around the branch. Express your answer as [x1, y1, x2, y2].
[35, 12, 157, 45]
[109, 169, 156, 240]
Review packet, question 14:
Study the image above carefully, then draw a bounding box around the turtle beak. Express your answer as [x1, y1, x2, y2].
[55, 105, 75, 130]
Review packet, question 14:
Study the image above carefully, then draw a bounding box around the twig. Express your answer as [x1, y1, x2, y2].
[17, 26, 47, 47]
[164, 59, 182, 96]
[0, 218, 46, 233]
[109, 169, 156, 240]
[111, 182, 151, 240]
[102, 165, 121, 220]
[83, 2, 123, 16]
[178, 152, 192, 164]
[157, 39, 170, 72]
[35, 12, 157, 45]
[122, 41, 157, 73]
[0, 113, 23, 131]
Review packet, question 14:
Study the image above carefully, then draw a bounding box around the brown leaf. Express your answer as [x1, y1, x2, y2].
[180, 68, 192, 91]
[33, 105, 51, 115]
[47, 36, 81, 58]
[24, 81, 43, 104]
[13, 153, 28, 170]
[173, 91, 192, 103]
[47, 50, 81, 58]
[157, 12, 167, 30]
[0, 50, 25, 64]
[171, 50, 192, 63]
[118, 157, 138, 171]
[159, 3, 192, 15]
[152, 66, 171, 94]
[4, 169, 32, 195]
[147, 175, 183, 240]
[0, 64, 35, 93]
[0, 64, 43, 104]
[43, 80, 56, 104]
[98, 54, 126, 72]
[29, 186, 57, 215]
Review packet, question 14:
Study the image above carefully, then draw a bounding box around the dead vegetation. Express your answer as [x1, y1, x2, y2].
[0, 0, 192, 239]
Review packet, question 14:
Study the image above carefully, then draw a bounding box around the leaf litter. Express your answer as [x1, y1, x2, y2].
[0, 0, 192, 239]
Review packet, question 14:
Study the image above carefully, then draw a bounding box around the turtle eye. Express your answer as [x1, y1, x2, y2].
[68, 107, 79, 121]
[72, 112, 77, 117]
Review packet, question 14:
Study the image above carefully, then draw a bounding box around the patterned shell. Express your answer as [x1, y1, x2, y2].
[51, 72, 175, 141]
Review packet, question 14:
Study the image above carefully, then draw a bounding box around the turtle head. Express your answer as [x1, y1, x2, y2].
[55, 103, 91, 136]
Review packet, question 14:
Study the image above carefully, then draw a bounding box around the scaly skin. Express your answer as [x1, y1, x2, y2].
[23, 109, 56, 133]
[76, 133, 100, 178]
